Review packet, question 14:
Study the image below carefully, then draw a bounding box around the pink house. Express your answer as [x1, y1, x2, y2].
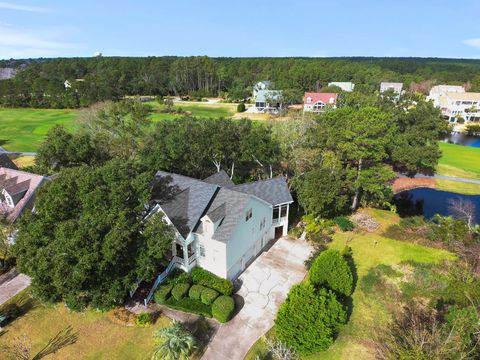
[303, 92, 338, 112]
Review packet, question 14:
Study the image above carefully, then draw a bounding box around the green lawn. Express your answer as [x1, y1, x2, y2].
[435, 178, 480, 195]
[0, 290, 171, 359]
[245, 209, 455, 360]
[149, 102, 236, 121]
[0, 108, 78, 152]
[437, 142, 480, 180]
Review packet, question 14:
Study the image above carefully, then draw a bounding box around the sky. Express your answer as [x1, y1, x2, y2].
[1, 0, 480, 59]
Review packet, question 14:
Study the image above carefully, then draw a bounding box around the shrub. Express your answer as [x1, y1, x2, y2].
[288, 226, 303, 238]
[188, 284, 205, 300]
[334, 216, 354, 232]
[275, 284, 347, 355]
[191, 267, 234, 295]
[201, 287, 219, 305]
[309, 249, 354, 296]
[212, 296, 235, 323]
[154, 284, 174, 304]
[165, 297, 212, 317]
[237, 103, 246, 112]
[108, 307, 137, 326]
[171, 283, 191, 301]
[166, 269, 191, 285]
[136, 312, 152, 327]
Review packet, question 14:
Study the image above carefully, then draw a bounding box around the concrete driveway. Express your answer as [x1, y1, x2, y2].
[202, 237, 313, 360]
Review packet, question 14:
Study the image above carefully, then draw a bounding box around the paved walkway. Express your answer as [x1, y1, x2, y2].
[202, 237, 313, 360]
[0, 269, 31, 306]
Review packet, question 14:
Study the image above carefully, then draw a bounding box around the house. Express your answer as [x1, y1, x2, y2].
[303, 92, 337, 112]
[253, 81, 271, 98]
[380, 82, 403, 95]
[435, 91, 480, 123]
[254, 90, 283, 114]
[328, 82, 355, 92]
[0, 167, 46, 223]
[427, 85, 465, 107]
[149, 170, 293, 280]
[0, 154, 18, 171]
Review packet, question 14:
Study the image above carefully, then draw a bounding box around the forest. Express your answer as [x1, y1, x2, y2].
[2, 56, 480, 108]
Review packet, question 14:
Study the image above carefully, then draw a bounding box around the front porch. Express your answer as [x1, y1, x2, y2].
[173, 241, 197, 272]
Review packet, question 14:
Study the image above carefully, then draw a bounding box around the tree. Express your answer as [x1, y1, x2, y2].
[309, 249, 354, 296]
[14, 161, 175, 310]
[275, 283, 347, 355]
[448, 198, 477, 231]
[152, 320, 195, 360]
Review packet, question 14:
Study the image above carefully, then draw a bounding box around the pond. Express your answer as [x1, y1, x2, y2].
[443, 133, 480, 148]
[394, 188, 480, 224]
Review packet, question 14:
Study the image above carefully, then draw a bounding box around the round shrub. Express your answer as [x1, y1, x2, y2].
[237, 103, 246, 112]
[172, 283, 191, 301]
[188, 284, 205, 300]
[212, 296, 235, 323]
[275, 283, 347, 355]
[154, 284, 174, 304]
[191, 267, 233, 295]
[201, 287, 219, 305]
[135, 312, 152, 327]
[309, 249, 354, 296]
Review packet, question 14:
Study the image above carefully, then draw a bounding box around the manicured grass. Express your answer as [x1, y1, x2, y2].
[437, 142, 480, 180]
[435, 179, 480, 195]
[0, 289, 171, 359]
[245, 209, 455, 360]
[0, 108, 78, 152]
[149, 102, 236, 121]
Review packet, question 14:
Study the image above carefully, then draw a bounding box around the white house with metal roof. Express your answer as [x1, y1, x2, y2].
[328, 82, 355, 92]
[252, 80, 271, 98]
[254, 90, 283, 114]
[149, 170, 293, 281]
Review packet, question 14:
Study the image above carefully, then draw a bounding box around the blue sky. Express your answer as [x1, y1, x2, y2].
[1, 0, 480, 59]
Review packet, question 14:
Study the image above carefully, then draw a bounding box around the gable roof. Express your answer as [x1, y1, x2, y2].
[233, 176, 293, 206]
[203, 170, 234, 188]
[0, 167, 45, 223]
[304, 92, 337, 105]
[0, 154, 18, 170]
[255, 90, 282, 103]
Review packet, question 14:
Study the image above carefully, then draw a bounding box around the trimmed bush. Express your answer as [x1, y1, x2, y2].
[172, 283, 191, 301]
[154, 284, 174, 304]
[165, 297, 212, 317]
[166, 269, 191, 285]
[135, 312, 152, 327]
[237, 103, 246, 112]
[191, 267, 234, 295]
[212, 295, 235, 323]
[275, 284, 347, 355]
[334, 216, 354, 231]
[201, 287, 219, 305]
[188, 284, 205, 300]
[309, 249, 354, 296]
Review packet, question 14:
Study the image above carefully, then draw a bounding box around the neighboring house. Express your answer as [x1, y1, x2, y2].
[149, 170, 293, 280]
[328, 82, 355, 92]
[0, 154, 18, 171]
[0, 167, 46, 223]
[427, 85, 465, 107]
[303, 92, 337, 112]
[0, 68, 17, 80]
[380, 82, 403, 94]
[254, 90, 283, 114]
[252, 81, 271, 98]
[435, 91, 480, 123]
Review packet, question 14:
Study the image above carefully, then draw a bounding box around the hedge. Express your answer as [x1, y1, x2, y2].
[191, 267, 234, 295]
[165, 297, 212, 317]
[189, 284, 205, 300]
[201, 287, 219, 305]
[171, 283, 191, 301]
[166, 269, 191, 285]
[212, 295, 235, 323]
[154, 284, 173, 304]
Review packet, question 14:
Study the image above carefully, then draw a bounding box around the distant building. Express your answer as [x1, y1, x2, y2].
[254, 90, 283, 114]
[303, 92, 337, 112]
[427, 85, 465, 107]
[380, 82, 403, 94]
[436, 92, 480, 123]
[0, 168, 46, 223]
[64, 80, 72, 89]
[328, 82, 355, 92]
[253, 81, 271, 98]
[0, 68, 17, 80]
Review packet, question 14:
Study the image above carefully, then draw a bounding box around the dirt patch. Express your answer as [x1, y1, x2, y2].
[392, 177, 435, 193]
[352, 213, 380, 232]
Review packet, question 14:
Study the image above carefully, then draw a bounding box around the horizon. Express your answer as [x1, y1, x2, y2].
[1, 0, 480, 60]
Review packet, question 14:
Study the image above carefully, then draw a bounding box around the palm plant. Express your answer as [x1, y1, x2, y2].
[152, 320, 195, 360]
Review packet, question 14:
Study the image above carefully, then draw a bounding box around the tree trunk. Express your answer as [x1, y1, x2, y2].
[230, 161, 235, 179]
[351, 158, 363, 211]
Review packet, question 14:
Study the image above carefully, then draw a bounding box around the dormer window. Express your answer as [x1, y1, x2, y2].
[307, 97, 312, 103]
[245, 208, 252, 222]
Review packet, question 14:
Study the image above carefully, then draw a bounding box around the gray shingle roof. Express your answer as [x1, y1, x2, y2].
[0, 154, 18, 170]
[203, 171, 234, 188]
[233, 176, 293, 206]
[255, 90, 282, 103]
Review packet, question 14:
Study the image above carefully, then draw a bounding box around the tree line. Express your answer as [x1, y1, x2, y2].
[2, 56, 480, 108]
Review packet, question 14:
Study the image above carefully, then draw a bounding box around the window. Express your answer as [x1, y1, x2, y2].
[280, 204, 288, 218]
[260, 217, 266, 230]
[272, 206, 279, 221]
[199, 244, 206, 257]
[306, 97, 312, 103]
[245, 208, 253, 222]
[313, 102, 325, 111]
